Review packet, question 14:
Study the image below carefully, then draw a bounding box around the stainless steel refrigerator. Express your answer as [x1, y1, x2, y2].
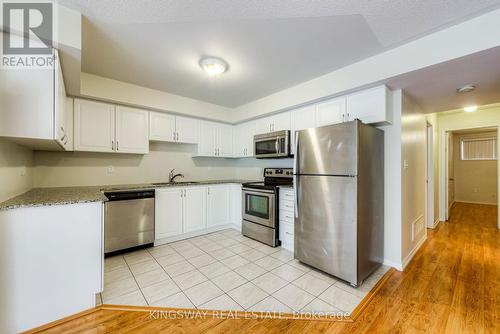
[293, 120, 384, 287]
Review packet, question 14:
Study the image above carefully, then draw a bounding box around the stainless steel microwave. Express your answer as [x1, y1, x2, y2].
[254, 130, 290, 159]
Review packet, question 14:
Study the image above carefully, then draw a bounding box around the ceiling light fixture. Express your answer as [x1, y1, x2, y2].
[464, 105, 478, 112]
[199, 57, 228, 76]
[456, 84, 476, 94]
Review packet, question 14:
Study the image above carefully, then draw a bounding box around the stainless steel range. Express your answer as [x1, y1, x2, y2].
[242, 168, 293, 247]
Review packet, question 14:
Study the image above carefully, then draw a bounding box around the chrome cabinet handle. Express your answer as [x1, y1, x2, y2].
[208, 187, 210, 195]
[112, 141, 115, 151]
[285, 231, 293, 235]
[116, 141, 119, 151]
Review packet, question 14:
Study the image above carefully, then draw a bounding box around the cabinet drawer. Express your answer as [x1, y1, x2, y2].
[279, 200, 295, 213]
[280, 190, 295, 201]
[279, 211, 294, 223]
[279, 221, 294, 242]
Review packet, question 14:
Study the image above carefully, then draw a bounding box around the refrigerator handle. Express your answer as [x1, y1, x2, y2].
[294, 175, 299, 218]
[294, 131, 299, 218]
[293, 131, 299, 175]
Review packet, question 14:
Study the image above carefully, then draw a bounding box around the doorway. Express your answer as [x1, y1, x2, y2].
[444, 127, 498, 220]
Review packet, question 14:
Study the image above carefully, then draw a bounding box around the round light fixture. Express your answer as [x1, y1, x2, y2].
[199, 57, 228, 76]
[464, 105, 478, 112]
[456, 84, 476, 94]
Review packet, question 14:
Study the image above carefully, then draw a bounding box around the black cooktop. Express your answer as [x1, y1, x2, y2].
[243, 167, 293, 190]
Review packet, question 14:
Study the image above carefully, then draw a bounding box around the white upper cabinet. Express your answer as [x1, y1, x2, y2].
[255, 112, 291, 134]
[183, 187, 207, 233]
[149, 112, 199, 144]
[74, 99, 115, 153]
[271, 112, 291, 132]
[207, 185, 231, 228]
[217, 124, 233, 157]
[346, 85, 392, 124]
[290, 105, 316, 154]
[234, 121, 256, 157]
[197, 121, 218, 156]
[0, 45, 71, 151]
[196, 121, 232, 157]
[149, 112, 175, 142]
[74, 99, 149, 154]
[176, 116, 199, 144]
[115, 106, 149, 154]
[315, 97, 346, 127]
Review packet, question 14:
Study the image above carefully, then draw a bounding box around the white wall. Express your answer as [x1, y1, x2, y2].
[436, 104, 500, 227]
[0, 139, 34, 202]
[379, 90, 402, 269]
[400, 94, 427, 267]
[33, 141, 293, 187]
[79, 73, 232, 123]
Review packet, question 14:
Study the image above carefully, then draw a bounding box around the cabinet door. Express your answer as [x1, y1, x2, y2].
[63, 97, 74, 151]
[149, 112, 175, 142]
[217, 124, 233, 157]
[197, 121, 217, 156]
[255, 117, 273, 134]
[291, 105, 316, 154]
[271, 112, 291, 132]
[207, 185, 231, 228]
[233, 123, 245, 158]
[115, 106, 149, 154]
[346, 86, 390, 124]
[244, 121, 256, 156]
[0, 33, 54, 140]
[183, 187, 207, 233]
[315, 97, 346, 127]
[176, 116, 199, 144]
[155, 188, 183, 239]
[54, 49, 67, 148]
[74, 99, 115, 152]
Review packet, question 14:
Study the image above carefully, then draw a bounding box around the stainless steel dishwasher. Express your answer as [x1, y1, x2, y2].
[104, 190, 155, 254]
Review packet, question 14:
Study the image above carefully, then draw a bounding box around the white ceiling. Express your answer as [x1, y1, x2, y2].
[58, 0, 500, 108]
[386, 46, 500, 113]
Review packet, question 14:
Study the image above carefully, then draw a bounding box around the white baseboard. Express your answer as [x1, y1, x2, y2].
[431, 219, 440, 229]
[383, 259, 403, 271]
[402, 234, 427, 270]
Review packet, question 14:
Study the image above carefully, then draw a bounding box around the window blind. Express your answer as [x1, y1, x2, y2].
[460, 137, 497, 160]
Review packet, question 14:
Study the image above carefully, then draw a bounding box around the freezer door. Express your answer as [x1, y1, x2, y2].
[296, 121, 358, 176]
[294, 175, 356, 284]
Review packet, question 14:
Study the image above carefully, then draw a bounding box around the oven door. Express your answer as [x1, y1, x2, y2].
[242, 188, 275, 228]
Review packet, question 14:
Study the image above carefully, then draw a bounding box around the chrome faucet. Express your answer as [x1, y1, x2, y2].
[169, 169, 185, 183]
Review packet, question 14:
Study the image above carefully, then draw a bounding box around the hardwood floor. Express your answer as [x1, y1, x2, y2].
[28, 203, 499, 333]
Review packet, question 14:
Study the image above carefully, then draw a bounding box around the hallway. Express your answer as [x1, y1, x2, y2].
[29, 203, 500, 333]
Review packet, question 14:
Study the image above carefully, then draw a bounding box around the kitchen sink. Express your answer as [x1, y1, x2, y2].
[152, 181, 201, 186]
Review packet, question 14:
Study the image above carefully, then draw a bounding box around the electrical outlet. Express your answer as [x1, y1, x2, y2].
[473, 188, 478, 193]
[107, 166, 114, 174]
[19, 166, 26, 176]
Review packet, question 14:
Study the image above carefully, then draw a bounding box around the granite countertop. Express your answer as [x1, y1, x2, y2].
[0, 179, 256, 211]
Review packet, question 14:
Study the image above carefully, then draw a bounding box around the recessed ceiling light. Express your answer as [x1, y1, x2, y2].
[464, 105, 478, 112]
[199, 57, 228, 76]
[456, 84, 476, 94]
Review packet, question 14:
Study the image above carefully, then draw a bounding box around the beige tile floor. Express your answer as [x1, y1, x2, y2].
[98, 229, 389, 315]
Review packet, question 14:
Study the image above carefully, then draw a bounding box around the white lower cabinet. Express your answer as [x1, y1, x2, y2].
[279, 187, 295, 252]
[155, 184, 241, 243]
[0, 202, 103, 333]
[155, 188, 183, 239]
[207, 185, 231, 228]
[183, 187, 207, 233]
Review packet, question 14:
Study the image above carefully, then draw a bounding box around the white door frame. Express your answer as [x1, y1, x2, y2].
[444, 131, 451, 220]
[426, 123, 435, 228]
